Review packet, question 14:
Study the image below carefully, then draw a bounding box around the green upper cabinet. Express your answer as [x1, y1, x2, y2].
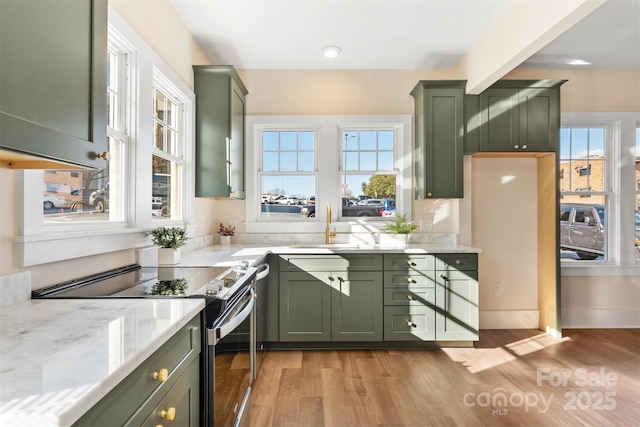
[193, 65, 248, 198]
[0, 0, 108, 169]
[411, 81, 465, 199]
[466, 80, 565, 154]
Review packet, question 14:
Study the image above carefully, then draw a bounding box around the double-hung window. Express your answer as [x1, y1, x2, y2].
[41, 40, 129, 224]
[258, 129, 317, 219]
[339, 128, 397, 219]
[246, 115, 411, 232]
[559, 126, 609, 261]
[152, 77, 187, 221]
[560, 112, 640, 272]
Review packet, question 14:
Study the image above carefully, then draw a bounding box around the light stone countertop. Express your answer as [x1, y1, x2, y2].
[0, 241, 480, 426]
[0, 298, 204, 427]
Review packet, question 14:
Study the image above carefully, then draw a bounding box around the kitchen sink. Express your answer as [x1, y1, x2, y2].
[288, 243, 407, 250]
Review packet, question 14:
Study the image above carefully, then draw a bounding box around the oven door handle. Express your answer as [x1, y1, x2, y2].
[256, 263, 270, 281]
[207, 288, 254, 345]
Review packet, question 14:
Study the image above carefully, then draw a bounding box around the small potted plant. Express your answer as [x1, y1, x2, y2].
[218, 222, 236, 245]
[147, 226, 188, 264]
[383, 214, 418, 247]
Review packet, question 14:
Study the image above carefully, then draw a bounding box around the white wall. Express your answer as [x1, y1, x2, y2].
[471, 158, 541, 328]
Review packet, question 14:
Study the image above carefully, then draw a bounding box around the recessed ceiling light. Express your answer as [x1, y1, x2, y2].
[567, 59, 592, 66]
[322, 45, 341, 59]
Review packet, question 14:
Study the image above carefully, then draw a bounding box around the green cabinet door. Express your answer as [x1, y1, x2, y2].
[137, 359, 200, 427]
[478, 80, 565, 153]
[411, 81, 465, 199]
[0, 0, 108, 168]
[279, 272, 332, 341]
[435, 270, 479, 341]
[479, 88, 520, 152]
[331, 271, 383, 341]
[193, 66, 248, 198]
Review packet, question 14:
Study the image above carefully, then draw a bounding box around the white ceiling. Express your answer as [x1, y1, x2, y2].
[171, 0, 640, 71]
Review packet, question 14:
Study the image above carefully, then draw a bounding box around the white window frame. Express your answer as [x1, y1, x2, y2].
[16, 7, 195, 267]
[561, 112, 640, 277]
[245, 115, 412, 234]
[256, 127, 319, 222]
[338, 127, 399, 221]
[151, 70, 191, 223]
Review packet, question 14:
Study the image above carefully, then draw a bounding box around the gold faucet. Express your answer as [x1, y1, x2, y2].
[325, 203, 337, 244]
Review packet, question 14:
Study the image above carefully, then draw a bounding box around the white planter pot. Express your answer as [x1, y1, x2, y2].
[158, 248, 181, 265]
[219, 235, 231, 245]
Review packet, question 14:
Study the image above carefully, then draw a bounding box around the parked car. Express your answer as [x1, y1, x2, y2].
[357, 198, 382, 206]
[380, 199, 396, 217]
[276, 196, 302, 205]
[43, 194, 67, 210]
[560, 203, 605, 260]
[300, 198, 395, 217]
[89, 184, 109, 213]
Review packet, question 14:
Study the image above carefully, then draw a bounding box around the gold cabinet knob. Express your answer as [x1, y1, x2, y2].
[407, 259, 416, 266]
[407, 321, 417, 328]
[513, 145, 519, 149]
[521, 144, 528, 150]
[407, 294, 414, 301]
[427, 192, 433, 197]
[96, 151, 111, 161]
[455, 259, 461, 265]
[160, 407, 176, 421]
[407, 277, 416, 283]
[152, 368, 169, 382]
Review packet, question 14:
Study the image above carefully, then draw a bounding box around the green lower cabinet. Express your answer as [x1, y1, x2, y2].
[74, 316, 201, 427]
[279, 272, 332, 341]
[133, 359, 200, 427]
[384, 305, 436, 341]
[279, 271, 383, 342]
[435, 270, 479, 341]
[331, 272, 383, 341]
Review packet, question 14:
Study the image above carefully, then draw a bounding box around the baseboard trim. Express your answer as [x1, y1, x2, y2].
[561, 308, 640, 328]
[480, 310, 539, 329]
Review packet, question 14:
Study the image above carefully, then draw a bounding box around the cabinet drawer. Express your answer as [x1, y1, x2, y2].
[74, 315, 201, 426]
[435, 253, 478, 271]
[384, 287, 435, 306]
[280, 254, 382, 272]
[384, 306, 435, 341]
[384, 271, 435, 287]
[383, 254, 435, 270]
[135, 358, 200, 427]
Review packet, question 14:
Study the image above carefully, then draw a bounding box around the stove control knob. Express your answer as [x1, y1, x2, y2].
[153, 368, 168, 382]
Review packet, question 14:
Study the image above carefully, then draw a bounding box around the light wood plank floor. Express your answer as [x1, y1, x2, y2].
[248, 329, 640, 427]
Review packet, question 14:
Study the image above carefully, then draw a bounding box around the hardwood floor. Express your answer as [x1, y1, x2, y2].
[248, 329, 640, 426]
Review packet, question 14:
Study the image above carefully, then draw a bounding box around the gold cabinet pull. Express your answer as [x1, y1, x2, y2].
[96, 151, 111, 161]
[160, 407, 176, 421]
[152, 368, 168, 382]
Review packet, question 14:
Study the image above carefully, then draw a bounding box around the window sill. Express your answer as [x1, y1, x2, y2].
[16, 227, 147, 267]
[561, 262, 640, 277]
